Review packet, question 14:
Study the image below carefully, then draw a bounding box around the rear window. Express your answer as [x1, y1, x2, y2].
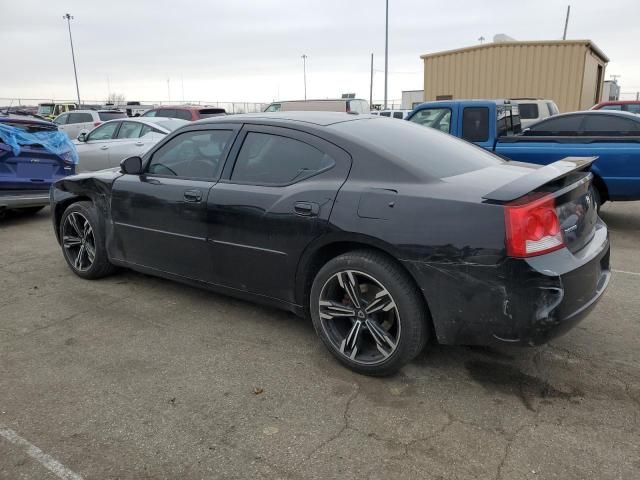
[68, 112, 93, 123]
[462, 107, 489, 142]
[198, 108, 226, 118]
[582, 114, 640, 135]
[518, 103, 539, 119]
[98, 111, 126, 121]
[335, 118, 503, 179]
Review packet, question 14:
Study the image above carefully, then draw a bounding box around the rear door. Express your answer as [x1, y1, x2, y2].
[110, 125, 240, 280]
[206, 124, 351, 302]
[107, 121, 151, 166]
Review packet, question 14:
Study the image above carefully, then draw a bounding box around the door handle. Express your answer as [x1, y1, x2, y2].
[100, 145, 109, 150]
[183, 189, 203, 202]
[294, 201, 319, 216]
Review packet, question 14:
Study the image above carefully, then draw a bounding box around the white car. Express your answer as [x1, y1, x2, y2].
[53, 110, 127, 139]
[74, 117, 189, 172]
[511, 99, 560, 129]
[370, 109, 412, 119]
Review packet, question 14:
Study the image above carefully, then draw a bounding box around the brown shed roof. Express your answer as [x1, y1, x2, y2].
[420, 39, 609, 63]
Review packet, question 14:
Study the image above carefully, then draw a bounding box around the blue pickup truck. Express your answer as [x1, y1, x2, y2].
[407, 100, 640, 207]
[0, 113, 77, 215]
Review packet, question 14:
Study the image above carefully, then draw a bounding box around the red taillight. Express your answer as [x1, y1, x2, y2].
[504, 194, 564, 257]
[93, 121, 102, 127]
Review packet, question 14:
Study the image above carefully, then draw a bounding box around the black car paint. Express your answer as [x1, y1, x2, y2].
[51, 113, 610, 347]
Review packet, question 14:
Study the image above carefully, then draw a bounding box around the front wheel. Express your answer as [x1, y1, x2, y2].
[310, 250, 429, 376]
[59, 201, 116, 279]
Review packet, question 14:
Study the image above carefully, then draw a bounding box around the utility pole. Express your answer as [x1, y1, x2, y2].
[63, 13, 81, 106]
[562, 5, 570, 40]
[384, 0, 389, 109]
[369, 53, 374, 107]
[167, 78, 170, 102]
[478, 36, 485, 44]
[301, 54, 308, 100]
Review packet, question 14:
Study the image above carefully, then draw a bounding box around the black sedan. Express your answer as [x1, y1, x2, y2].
[51, 112, 610, 376]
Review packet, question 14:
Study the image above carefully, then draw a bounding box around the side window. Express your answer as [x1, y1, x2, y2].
[546, 102, 560, 116]
[68, 113, 93, 124]
[264, 104, 281, 112]
[143, 109, 157, 117]
[173, 109, 193, 120]
[462, 107, 489, 142]
[380, 111, 391, 117]
[525, 115, 585, 136]
[157, 109, 177, 118]
[626, 104, 640, 114]
[54, 114, 68, 125]
[116, 121, 143, 139]
[87, 122, 119, 141]
[518, 103, 539, 120]
[599, 104, 622, 111]
[231, 132, 334, 185]
[408, 108, 452, 133]
[139, 124, 157, 137]
[147, 130, 233, 179]
[393, 112, 404, 119]
[582, 115, 639, 135]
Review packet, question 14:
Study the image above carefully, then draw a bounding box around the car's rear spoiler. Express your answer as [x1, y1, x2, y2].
[483, 156, 597, 202]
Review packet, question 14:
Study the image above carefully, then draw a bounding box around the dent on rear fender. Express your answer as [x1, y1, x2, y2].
[405, 258, 563, 345]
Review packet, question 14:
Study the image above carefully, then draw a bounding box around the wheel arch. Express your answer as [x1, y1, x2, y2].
[53, 193, 97, 243]
[589, 168, 609, 202]
[295, 234, 434, 334]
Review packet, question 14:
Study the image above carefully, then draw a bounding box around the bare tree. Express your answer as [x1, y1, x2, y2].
[105, 93, 126, 106]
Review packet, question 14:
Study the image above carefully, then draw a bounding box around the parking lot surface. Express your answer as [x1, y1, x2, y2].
[1, 203, 639, 480]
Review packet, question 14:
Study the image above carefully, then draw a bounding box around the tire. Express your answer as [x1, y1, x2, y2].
[59, 201, 116, 279]
[310, 250, 429, 376]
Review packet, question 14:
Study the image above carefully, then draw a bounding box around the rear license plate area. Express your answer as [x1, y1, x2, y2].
[16, 163, 54, 180]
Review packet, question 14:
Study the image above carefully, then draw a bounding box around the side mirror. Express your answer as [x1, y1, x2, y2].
[77, 130, 88, 142]
[120, 156, 143, 175]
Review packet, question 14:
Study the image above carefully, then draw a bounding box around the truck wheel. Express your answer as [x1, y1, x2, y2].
[310, 250, 429, 376]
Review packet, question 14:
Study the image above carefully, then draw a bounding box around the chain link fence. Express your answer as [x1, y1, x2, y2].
[0, 98, 269, 114]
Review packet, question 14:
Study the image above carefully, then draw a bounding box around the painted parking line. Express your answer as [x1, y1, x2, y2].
[612, 269, 640, 277]
[0, 427, 84, 480]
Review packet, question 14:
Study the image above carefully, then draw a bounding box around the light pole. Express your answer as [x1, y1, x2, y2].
[301, 54, 308, 100]
[63, 13, 81, 106]
[384, 0, 389, 110]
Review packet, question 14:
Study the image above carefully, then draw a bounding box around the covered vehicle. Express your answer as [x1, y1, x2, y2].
[0, 113, 76, 214]
[51, 112, 609, 375]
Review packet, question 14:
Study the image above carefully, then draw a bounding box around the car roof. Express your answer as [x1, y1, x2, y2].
[550, 110, 640, 119]
[270, 99, 366, 103]
[97, 116, 187, 127]
[149, 105, 213, 111]
[193, 111, 368, 127]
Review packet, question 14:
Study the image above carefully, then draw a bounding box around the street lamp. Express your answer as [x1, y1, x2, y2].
[63, 13, 81, 106]
[301, 54, 308, 100]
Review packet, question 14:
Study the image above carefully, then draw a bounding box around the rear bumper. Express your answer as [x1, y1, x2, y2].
[403, 220, 611, 346]
[0, 189, 50, 209]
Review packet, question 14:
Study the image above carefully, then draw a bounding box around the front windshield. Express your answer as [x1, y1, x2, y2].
[37, 105, 54, 115]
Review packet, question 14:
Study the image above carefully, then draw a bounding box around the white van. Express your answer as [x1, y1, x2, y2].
[511, 99, 560, 129]
[264, 99, 370, 114]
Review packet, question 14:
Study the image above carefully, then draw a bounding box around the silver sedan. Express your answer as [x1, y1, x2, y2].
[74, 117, 188, 172]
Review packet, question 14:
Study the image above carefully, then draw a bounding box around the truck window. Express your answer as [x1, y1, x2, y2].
[546, 102, 559, 115]
[518, 104, 539, 119]
[408, 108, 451, 133]
[462, 107, 489, 142]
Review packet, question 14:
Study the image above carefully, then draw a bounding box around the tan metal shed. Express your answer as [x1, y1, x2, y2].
[421, 40, 609, 112]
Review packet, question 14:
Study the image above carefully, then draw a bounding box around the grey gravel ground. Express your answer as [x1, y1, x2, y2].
[0, 202, 639, 480]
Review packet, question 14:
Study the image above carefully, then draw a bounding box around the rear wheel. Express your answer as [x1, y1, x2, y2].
[59, 201, 116, 279]
[310, 250, 429, 376]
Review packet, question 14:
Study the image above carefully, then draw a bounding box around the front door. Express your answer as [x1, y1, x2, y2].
[206, 125, 351, 303]
[110, 125, 239, 281]
[77, 121, 121, 172]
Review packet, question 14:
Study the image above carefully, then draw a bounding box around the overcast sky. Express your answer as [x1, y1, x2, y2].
[1, 0, 639, 105]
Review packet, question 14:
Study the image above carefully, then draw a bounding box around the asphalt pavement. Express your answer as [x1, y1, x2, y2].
[1, 202, 639, 479]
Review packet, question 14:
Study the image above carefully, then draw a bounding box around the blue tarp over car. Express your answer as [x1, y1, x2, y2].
[0, 121, 78, 164]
